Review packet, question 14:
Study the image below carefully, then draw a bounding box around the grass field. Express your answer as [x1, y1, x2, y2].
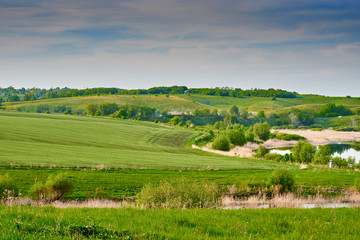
[0, 111, 283, 169]
[4, 94, 360, 113]
[0, 166, 359, 200]
[2, 206, 359, 239]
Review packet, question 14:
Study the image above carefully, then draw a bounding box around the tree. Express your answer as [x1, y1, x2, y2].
[229, 105, 239, 116]
[313, 145, 332, 164]
[226, 129, 246, 146]
[292, 141, 316, 163]
[87, 104, 98, 116]
[212, 135, 230, 151]
[100, 103, 119, 116]
[253, 122, 270, 141]
[170, 116, 181, 125]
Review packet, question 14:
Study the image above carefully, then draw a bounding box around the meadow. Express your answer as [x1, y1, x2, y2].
[2, 206, 359, 239]
[0, 111, 284, 169]
[4, 93, 360, 113]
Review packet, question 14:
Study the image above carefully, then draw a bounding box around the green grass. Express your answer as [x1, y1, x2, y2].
[0, 111, 283, 169]
[2, 206, 360, 239]
[5, 94, 360, 114]
[4, 94, 213, 112]
[1, 167, 358, 200]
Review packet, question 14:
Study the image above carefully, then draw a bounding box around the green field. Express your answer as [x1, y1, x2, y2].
[2, 206, 359, 239]
[1, 167, 358, 200]
[0, 111, 282, 169]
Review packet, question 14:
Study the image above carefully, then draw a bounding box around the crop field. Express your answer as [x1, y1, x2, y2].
[0, 111, 282, 169]
[4, 94, 360, 113]
[2, 206, 359, 239]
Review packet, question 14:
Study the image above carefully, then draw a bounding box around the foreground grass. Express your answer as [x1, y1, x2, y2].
[1, 167, 359, 200]
[0, 111, 282, 169]
[1, 206, 359, 239]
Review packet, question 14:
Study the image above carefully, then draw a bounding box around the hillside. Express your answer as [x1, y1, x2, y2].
[0, 111, 281, 169]
[4, 94, 360, 114]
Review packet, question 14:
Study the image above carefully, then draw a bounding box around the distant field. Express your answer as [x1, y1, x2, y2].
[2, 206, 359, 239]
[3, 94, 360, 114]
[0, 111, 282, 169]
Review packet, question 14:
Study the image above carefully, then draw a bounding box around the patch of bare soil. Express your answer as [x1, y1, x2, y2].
[273, 129, 360, 145]
[192, 139, 298, 159]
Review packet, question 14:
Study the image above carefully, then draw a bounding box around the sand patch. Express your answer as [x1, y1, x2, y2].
[273, 129, 360, 145]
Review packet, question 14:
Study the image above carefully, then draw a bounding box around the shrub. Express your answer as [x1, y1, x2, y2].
[253, 122, 270, 141]
[269, 168, 295, 194]
[212, 135, 230, 151]
[0, 174, 18, 200]
[313, 145, 332, 165]
[137, 178, 220, 209]
[226, 129, 246, 146]
[355, 178, 360, 192]
[254, 144, 267, 158]
[292, 140, 316, 163]
[271, 132, 305, 141]
[29, 174, 74, 202]
[332, 156, 353, 168]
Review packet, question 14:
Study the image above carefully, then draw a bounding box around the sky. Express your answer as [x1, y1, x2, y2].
[0, 0, 359, 96]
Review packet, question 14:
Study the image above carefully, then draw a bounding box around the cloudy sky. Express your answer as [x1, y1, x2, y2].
[0, 0, 359, 96]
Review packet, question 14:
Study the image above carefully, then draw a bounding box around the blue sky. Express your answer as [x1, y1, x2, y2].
[0, 0, 359, 96]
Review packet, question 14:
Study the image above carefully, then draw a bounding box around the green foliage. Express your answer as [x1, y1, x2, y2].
[332, 156, 355, 169]
[212, 135, 230, 151]
[254, 110, 266, 118]
[170, 116, 181, 125]
[270, 132, 305, 141]
[29, 174, 73, 202]
[270, 168, 295, 193]
[86, 103, 99, 116]
[253, 121, 270, 140]
[0, 174, 18, 200]
[229, 105, 239, 116]
[313, 145, 332, 164]
[36, 104, 50, 113]
[100, 103, 119, 116]
[137, 178, 220, 209]
[254, 144, 267, 158]
[292, 141, 316, 163]
[355, 178, 360, 192]
[318, 103, 353, 117]
[226, 129, 246, 146]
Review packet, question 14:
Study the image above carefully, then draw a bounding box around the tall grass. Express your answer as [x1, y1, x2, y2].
[137, 178, 220, 209]
[1, 206, 360, 239]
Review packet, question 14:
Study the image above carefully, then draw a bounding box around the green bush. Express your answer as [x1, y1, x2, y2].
[253, 122, 270, 141]
[269, 168, 295, 194]
[226, 129, 246, 146]
[292, 140, 316, 163]
[137, 178, 220, 209]
[271, 132, 305, 141]
[355, 178, 360, 192]
[313, 145, 332, 165]
[254, 144, 267, 158]
[29, 174, 74, 202]
[0, 174, 18, 200]
[212, 135, 230, 151]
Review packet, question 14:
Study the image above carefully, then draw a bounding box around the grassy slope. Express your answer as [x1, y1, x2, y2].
[0, 111, 282, 169]
[4, 94, 360, 113]
[2, 206, 360, 239]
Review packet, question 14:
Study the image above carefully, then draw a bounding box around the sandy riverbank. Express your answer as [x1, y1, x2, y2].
[192, 129, 360, 158]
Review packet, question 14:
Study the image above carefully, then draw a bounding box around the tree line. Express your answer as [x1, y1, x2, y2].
[0, 86, 298, 102]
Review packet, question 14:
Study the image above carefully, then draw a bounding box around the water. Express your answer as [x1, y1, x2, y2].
[270, 143, 360, 164]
